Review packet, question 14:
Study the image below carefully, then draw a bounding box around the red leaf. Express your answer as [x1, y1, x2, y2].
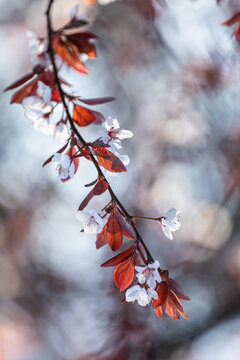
[90, 139, 110, 148]
[55, 41, 88, 74]
[96, 224, 108, 249]
[115, 208, 135, 239]
[133, 252, 141, 266]
[94, 148, 127, 173]
[10, 71, 55, 104]
[166, 279, 190, 301]
[222, 12, 240, 26]
[78, 190, 94, 211]
[106, 212, 122, 251]
[113, 258, 135, 291]
[79, 96, 115, 105]
[101, 247, 134, 267]
[154, 306, 163, 319]
[235, 22, 240, 41]
[67, 32, 97, 58]
[63, 19, 89, 31]
[73, 104, 104, 127]
[152, 282, 168, 308]
[78, 179, 108, 211]
[93, 179, 108, 195]
[4, 72, 35, 92]
[164, 292, 188, 320]
[51, 85, 61, 102]
[10, 77, 38, 104]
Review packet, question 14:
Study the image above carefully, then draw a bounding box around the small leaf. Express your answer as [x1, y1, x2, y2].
[55, 41, 88, 74]
[164, 292, 187, 320]
[166, 279, 190, 301]
[115, 208, 134, 239]
[73, 104, 104, 127]
[10, 77, 38, 104]
[222, 12, 240, 26]
[79, 96, 115, 105]
[94, 148, 127, 173]
[154, 306, 163, 319]
[10, 71, 55, 104]
[96, 224, 108, 249]
[113, 258, 135, 291]
[106, 212, 122, 251]
[101, 247, 134, 267]
[92, 180, 108, 195]
[78, 190, 94, 211]
[67, 32, 97, 58]
[4, 72, 35, 92]
[90, 139, 110, 148]
[78, 179, 108, 210]
[63, 19, 89, 30]
[152, 282, 168, 308]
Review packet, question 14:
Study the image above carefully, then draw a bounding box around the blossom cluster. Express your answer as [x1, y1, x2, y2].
[5, 3, 189, 320]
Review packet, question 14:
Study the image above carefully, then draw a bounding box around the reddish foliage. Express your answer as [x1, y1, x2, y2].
[114, 209, 134, 239]
[9, 71, 56, 104]
[63, 19, 89, 31]
[78, 179, 108, 210]
[4, 72, 35, 92]
[55, 40, 88, 74]
[113, 257, 135, 291]
[51, 85, 62, 102]
[153, 270, 190, 320]
[73, 104, 104, 126]
[106, 212, 123, 251]
[222, 11, 240, 26]
[101, 247, 134, 267]
[235, 22, 240, 42]
[66, 32, 97, 58]
[96, 223, 108, 249]
[94, 148, 127, 173]
[97, 206, 134, 251]
[79, 96, 115, 105]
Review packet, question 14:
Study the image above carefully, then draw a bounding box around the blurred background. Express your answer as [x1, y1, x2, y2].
[1, 0, 240, 359]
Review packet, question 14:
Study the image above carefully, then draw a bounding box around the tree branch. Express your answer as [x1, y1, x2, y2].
[46, 0, 154, 262]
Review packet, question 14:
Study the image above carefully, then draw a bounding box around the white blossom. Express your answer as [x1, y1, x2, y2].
[101, 116, 133, 151]
[26, 30, 50, 68]
[37, 81, 52, 103]
[22, 96, 54, 135]
[52, 153, 75, 180]
[75, 209, 107, 234]
[125, 285, 158, 307]
[161, 208, 181, 240]
[54, 122, 71, 142]
[135, 260, 161, 290]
